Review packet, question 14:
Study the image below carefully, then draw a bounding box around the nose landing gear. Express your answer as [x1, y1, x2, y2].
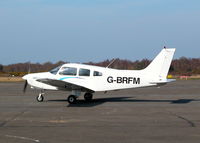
[36, 91, 45, 102]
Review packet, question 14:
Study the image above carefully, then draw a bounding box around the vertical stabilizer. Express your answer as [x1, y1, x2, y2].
[143, 48, 176, 80]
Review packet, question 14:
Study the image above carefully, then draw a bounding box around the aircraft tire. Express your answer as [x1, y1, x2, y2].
[36, 94, 44, 102]
[84, 93, 93, 102]
[68, 95, 77, 104]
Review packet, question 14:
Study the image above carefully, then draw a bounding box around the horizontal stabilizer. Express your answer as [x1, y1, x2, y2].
[150, 79, 176, 84]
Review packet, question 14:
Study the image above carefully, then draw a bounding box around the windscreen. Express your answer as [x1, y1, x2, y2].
[49, 65, 62, 75]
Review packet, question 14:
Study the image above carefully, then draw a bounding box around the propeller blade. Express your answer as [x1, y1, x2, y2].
[23, 80, 28, 93]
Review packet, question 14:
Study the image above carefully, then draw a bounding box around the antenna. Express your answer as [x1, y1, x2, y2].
[28, 62, 31, 73]
[106, 59, 116, 68]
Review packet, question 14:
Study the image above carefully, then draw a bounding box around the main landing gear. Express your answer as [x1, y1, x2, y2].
[84, 93, 93, 102]
[67, 92, 93, 104]
[67, 95, 77, 104]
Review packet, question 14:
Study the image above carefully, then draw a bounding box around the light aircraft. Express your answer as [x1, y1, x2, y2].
[23, 48, 176, 104]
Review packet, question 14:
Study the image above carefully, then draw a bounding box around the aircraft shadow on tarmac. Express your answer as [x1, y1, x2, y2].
[47, 97, 200, 107]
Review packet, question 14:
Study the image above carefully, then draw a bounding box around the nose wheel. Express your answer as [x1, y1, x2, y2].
[37, 93, 44, 102]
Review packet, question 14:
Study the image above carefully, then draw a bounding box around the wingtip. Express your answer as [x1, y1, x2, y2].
[163, 46, 176, 51]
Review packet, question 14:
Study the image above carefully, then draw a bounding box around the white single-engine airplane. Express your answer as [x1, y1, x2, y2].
[23, 48, 176, 104]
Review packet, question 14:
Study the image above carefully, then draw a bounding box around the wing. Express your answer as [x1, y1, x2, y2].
[36, 78, 94, 92]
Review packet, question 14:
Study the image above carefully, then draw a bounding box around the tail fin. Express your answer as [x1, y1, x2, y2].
[143, 48, 176, 80]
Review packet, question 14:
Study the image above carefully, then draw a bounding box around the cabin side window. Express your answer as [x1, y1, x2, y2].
[59, 67, 77, 76]
[93, 71, 103, 76]
[79, 68, 90, 76]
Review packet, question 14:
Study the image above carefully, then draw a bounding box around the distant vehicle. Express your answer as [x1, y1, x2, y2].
[23, 48, 176, 104]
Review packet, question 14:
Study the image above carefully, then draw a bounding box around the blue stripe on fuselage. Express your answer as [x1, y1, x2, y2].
[59, 77, 81, 81]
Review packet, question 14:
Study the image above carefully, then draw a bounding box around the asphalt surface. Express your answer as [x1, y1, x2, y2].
[0, 80, 200, 143]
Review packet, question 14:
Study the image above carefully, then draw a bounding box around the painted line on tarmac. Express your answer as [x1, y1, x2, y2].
[167, 111, 196, 127]
[5, 134, 40, 142]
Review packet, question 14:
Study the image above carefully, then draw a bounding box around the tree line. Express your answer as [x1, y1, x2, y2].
[0, 57, 200, 76]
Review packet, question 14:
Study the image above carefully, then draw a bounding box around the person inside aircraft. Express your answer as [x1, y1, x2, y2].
[79, 68, 90, 76]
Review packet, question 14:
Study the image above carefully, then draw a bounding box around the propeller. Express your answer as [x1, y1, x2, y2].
[23, 62, 31, 93]
[23, 80, 28, 93]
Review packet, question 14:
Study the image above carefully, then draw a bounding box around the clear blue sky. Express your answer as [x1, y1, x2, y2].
[0, 0, 200, 65]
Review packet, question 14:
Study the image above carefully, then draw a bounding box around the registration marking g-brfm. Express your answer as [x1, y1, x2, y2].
[107, 76, 140, 84]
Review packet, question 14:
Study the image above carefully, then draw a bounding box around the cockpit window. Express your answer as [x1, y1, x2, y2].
[93, 71, 103, 76]
[79, 68, 90, 76]
[59, 67, 77, 76]
[49, 65, 62, 75]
